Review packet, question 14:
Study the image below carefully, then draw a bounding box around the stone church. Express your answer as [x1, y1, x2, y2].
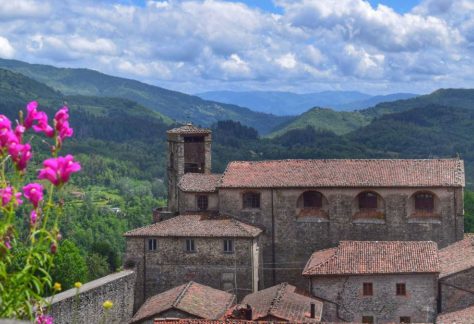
[125, 123, 465, 307]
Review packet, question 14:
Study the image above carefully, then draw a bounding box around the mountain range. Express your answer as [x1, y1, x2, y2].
[197, 90, 418, 115]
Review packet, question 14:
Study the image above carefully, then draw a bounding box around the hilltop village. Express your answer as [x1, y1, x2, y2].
[118, 124, 471, 324]
[49, 124, 474, 324]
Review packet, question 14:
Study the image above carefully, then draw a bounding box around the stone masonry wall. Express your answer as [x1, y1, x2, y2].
[125, 236, 259, 308]
[440, 268, 474, 313]
[179, 192, 219, 212]
[49, 270, 135, 324]
[219, 187, 463, 289]
[310, 273, 438, 323]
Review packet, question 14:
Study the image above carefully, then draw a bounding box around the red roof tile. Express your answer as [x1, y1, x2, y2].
[232, 283, 323, 322]
[179, 174, 222, 192]
[439, 234, 474, 279]
[154, 320, 359, 324]
[437, 304, 474, 323]
[220, 159, 464, 188]
[167, 124, 211, 135]
[131, 281, 235, 323]
[303, 241, 440, 276]
[124, 214, 262, 238]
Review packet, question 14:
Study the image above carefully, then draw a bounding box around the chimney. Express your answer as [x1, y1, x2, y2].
[152, 208, 162, 223]
[310, 302, 316, 319]
[245, 304, 252, 320]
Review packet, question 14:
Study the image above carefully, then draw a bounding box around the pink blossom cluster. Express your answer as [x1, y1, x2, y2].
[36, 314, 53, 324]
[0, 101, 80, 228]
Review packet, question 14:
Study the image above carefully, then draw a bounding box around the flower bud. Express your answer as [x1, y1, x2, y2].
[50, 242, 57, 254]
[56, 233, 63, 241]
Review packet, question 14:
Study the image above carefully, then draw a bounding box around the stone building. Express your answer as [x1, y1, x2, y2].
[218, 159, 464, 288]
[124, 214, 262, 309]
[302, 240, 440, 324]
[130, 281, 236, 324]
[438, 234, 474, 314]
[436, 303, 474, 323]
[226, 282, 323, 322]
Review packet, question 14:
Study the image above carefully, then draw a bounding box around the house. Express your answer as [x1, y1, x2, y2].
[303, 240, 440, 324]
[130, 281, 235, 324]
[438, 234, 474, 313]
[226, 282, 323, 322]
[164, 124, 465, 289]
[124, 214, 262, 309]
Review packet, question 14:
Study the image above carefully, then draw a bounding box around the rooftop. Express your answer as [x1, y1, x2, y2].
[130, 281, 235, 323]
[220, 159, 464, 188]
[179, 173, 222, 192]
[124, 214, 262, 238]
[234, 283, 323, 322]
[437, 304, 474, 323]
[154, 320, 360, 324]
[439, 234, 474, 279]
[167, 124, 211, 135]
[303, 241, 440, 276]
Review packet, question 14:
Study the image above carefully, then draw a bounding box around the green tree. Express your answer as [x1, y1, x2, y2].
[86, 253, 110, 281]
[51, 240, 88, 290]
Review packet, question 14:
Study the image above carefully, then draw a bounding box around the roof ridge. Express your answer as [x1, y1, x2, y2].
[268, 283, 288, 315]
[307, 247, 339, 274]
[173, 281, 193, 308]
[230, 218, 252, 236]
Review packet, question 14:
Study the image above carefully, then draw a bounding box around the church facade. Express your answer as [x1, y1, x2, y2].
[168, 124, 465, 289]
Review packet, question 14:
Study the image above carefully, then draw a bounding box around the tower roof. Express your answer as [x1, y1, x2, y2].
[167, 123, 211, 135]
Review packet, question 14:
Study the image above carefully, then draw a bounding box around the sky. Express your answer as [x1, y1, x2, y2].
[0, 0, 472, 95]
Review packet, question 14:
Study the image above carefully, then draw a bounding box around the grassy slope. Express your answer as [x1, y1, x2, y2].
[268, 107, 372, 137]
[0, 59, 290, 134]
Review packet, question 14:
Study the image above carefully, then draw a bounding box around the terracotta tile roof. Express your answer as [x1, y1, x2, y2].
[124, 214, 262, 238]
[167, 124, 211, 135]
[437, 304, 474, 323]
[233, 283, 323, 322]
[179, 174, 222, 192]
[219, 159, 464, 188]
[154, 320, 359, 324]
[439, 234, 474, 279]
[303, 241, 440, 276]
[131, 281, 236, 323]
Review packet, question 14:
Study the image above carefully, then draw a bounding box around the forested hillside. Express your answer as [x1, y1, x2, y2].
[2, 65, 474, 290]
[0, 59, 290, 134]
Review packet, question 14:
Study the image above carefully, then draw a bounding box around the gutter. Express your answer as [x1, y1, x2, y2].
[271, 188, 276, 285]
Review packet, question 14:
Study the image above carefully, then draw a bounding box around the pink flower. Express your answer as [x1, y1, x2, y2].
[23, 183, 44, 208]
[4, 239, 11, 250]
[14, 125, 25, 143]
[0, 115, 12, 148]
[36, 314, 53, 324]
[54, 107, 73, 141]
[0, 186, 22, 207]
[30, 210, 38, 225]
[38, 155, 81, 186]
[8, 142, 32, 171]
[24, 101, 38, 129]
[32, 111, 54, 137]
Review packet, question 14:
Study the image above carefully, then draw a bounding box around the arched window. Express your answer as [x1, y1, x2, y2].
[243, 192, 260, 209]
[303, 191, 323, 208]
[358, 192, 378, 209]
[414, 193, 434, 212]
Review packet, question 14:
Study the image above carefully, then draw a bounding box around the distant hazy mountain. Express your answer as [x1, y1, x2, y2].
[197, 90, 419, 115]
[0, 59, 290, 135]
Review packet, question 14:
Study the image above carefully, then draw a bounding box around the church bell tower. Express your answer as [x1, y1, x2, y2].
[166, 123, 212, 213]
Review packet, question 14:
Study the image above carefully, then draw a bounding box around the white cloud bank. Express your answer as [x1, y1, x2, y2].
[0, 0, 473, 94]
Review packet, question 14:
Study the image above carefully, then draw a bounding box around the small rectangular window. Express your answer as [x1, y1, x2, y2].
[362, 316, 374, 324]
[224, 239, 234, 253]
[400, 317, 411, 324]
[197, 195, 209, 211]
[243, 192, 260, 209]
[396, 283, 406, 296]
[363, 282, 373, 296]
[185, 239, 195, 253]
[148, 239, 157, 251]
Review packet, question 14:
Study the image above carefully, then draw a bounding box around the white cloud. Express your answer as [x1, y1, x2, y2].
[0, 36, 15, 58]
[0, 0, 472, 94]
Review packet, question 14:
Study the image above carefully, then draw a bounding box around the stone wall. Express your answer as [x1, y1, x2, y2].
[49, 270, 136, 324]
[125, 236, 260, 309]
[440, 267, 474, 313]
[309, 273, 438, 323]
[179, 192, 219, 212]
[219, 187, 463, 288]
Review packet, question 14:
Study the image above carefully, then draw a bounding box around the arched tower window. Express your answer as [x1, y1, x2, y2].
[303, 191, 322, 208]
[296, 191, 328, 220]
[415, 193, 434, 212]
[353, 191, 385, 221]
[358, 192, 378, 209]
